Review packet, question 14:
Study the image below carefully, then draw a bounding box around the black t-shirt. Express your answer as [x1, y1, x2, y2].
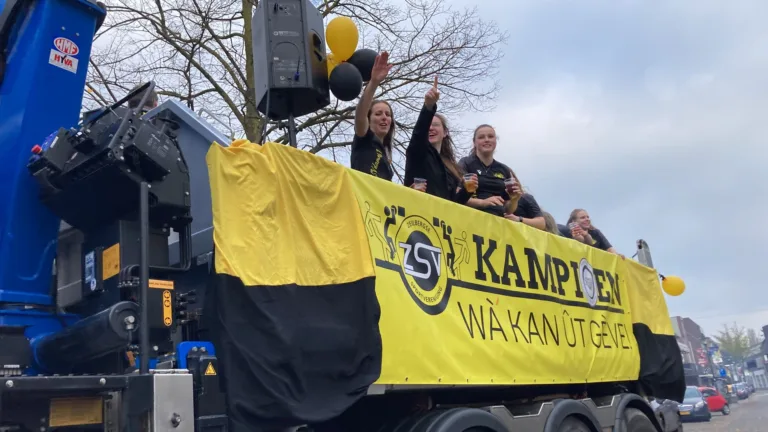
[559, 225, 613, 251]
[350, 129, 394, 181]
[404, 104, 470, 204]
[512, 193, 543, 220]
[458, 154, 514, 216]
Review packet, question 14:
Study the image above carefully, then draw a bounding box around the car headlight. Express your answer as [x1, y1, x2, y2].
[695, 401, 705, 409]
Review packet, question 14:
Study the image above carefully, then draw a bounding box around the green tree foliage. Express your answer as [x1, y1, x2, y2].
[747, 328, 763, 348]
[713, 322, 750, 361]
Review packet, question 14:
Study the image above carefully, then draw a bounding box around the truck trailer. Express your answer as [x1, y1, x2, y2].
[0, 0, 686, 430]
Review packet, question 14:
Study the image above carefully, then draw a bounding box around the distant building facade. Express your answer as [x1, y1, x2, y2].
[671, 316, 709, 386]
[743, 325, 768, 389]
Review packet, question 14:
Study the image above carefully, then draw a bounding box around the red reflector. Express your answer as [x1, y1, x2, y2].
[31, 145, 42, 154]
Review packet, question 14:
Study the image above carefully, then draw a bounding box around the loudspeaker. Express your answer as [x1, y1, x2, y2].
[252, 0, 330, 120]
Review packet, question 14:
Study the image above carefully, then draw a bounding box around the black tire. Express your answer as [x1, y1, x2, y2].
[722, 404, 730, 415]
[556, 416, 592, 432]
[622, 407, 656, 432]
[424, 408, 507, 432]
[384, 408, 506, 432]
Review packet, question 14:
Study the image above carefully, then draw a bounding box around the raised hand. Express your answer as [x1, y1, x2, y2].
[424, 76, 440, 107]
[370, 51, 393, 85]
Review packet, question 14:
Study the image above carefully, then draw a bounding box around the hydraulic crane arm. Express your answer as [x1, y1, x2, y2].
[0, 0, 105, 306]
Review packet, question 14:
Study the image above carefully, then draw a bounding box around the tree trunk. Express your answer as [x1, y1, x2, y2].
[242, 0, 261, 142]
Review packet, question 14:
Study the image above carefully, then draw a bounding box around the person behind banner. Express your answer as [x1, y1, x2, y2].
[542, 211, 563, 236]
[458, 124, 545, 230]
[403, 76, 474, 204]
[351, 51, 395, 181]
[562, 208, 619, 254]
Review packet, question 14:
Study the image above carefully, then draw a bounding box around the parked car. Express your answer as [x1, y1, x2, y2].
[699, 386, 730, 415]
[735, 382, 750, 400]
[679, 386, 712, 422]
[650, 398, 684, 431]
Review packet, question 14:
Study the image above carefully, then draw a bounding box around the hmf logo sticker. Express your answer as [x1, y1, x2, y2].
[49, 36, 79, 74]
[54, 37, 79, 55]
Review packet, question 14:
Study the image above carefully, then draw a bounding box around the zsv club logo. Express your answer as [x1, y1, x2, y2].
[364, 202, 603, 316]
[366, 202, 458, 315]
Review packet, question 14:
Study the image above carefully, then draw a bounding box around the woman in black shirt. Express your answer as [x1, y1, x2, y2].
[403, 77, 473, 204]
[351, 51, 395, 181]
[566, 209, 619, 254]
[458, 124, 546, 230]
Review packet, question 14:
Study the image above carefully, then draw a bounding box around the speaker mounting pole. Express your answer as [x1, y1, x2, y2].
[277, 110, 299, 148]
[286, 113, 298, 148]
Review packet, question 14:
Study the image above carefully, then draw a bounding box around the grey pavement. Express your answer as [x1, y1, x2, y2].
[683, 391, 768, 432]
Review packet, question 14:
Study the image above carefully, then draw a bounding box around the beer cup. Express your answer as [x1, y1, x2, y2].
[463, 174, 477, 193]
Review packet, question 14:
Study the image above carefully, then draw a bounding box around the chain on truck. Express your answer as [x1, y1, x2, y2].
[0, 0, 687, 430]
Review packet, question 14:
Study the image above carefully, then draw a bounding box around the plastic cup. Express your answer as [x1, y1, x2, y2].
[569, 222, 579, 231]
[463, 174, 477, 193]
[413, 177, 427, 191]
[504, 178, 516, 193]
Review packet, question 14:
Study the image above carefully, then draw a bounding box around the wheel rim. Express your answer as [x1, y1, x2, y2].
[723, 405, 730, 414]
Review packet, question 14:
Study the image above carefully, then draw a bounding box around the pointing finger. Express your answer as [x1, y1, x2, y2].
[433, 76, 438, 88]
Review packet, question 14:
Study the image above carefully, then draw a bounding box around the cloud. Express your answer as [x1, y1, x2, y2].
[452, 0, 768, 335]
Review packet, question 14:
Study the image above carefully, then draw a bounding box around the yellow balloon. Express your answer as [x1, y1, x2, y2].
[326, 16, 358, 61]
[326, 52, 340, 78]
[661, 275, 685, 296]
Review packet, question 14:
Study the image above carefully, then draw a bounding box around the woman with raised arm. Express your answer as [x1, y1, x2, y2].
[458, 124, 546, 230]
[403, 77, 474, 204]
[351, 51, 395, 181]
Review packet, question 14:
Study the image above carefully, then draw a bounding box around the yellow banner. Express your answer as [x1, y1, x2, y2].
[206, 141, 676, 391]
[349, 171, 642, 386]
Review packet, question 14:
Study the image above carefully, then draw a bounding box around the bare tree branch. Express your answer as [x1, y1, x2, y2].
[85, 0, 507, 176]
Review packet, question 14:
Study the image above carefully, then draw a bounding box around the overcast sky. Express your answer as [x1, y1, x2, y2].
[446, 0, 767, 337]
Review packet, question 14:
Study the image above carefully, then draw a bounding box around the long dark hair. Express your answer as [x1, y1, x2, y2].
[368, 100, 395, 156]
[434, 113, 462, 180]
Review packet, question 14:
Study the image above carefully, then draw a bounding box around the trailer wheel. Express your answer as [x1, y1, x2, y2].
[385, 409, 446, 432]
[387, 407, 506, 432]
[556, 416, 593, 431]
[621, 408, 656, 432]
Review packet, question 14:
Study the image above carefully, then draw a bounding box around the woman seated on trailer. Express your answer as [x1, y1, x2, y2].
[403, 77, 474, 203]
[351, 51, 395, 181]
[561, 208, 619, 254]
[542, 211, 563, 236]
[458, 124, 546, 230]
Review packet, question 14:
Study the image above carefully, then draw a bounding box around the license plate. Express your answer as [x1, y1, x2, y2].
[680, 411, 690, 416]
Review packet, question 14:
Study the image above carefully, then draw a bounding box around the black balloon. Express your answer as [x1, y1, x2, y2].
[347, 48, 377, 82]
[329, 62, 363, 102]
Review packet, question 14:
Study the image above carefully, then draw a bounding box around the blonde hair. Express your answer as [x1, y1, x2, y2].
[568, 208, 597, 230]
[542, 212, 560, 235]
